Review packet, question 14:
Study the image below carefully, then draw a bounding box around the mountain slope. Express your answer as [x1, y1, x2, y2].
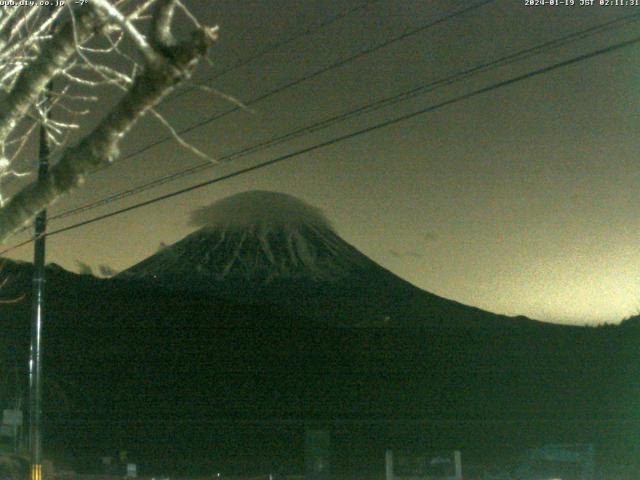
[118, 190, 369, 283]
[1, 258, 637, 475]
[6, 191, 634, 474]
[117, 190, 539, 329]
[1, 222, 638, 473]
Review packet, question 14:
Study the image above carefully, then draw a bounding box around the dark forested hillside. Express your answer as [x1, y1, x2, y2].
[1, 260, 638, 475]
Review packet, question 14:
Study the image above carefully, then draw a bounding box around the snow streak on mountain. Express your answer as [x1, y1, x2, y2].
[116, 190, 543, 329]
[119, 191, 369, 283]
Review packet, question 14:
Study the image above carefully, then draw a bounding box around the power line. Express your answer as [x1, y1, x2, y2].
[103, 0, 497, 162]
[167, 0, 383, 101]
[9, 0, 493, 238]
[0, 0, 381, 189]
[45, 10, 640, 224]
[2, 33, 638, 257]
[39, 417, 640, 426]
[0, 0, 379, 194]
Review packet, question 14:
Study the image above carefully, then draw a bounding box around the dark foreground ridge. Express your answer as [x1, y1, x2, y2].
[0, 191, 638, 475]
[116, 190, 540, 330]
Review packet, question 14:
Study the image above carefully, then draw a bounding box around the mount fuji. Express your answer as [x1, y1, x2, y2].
[117, 190, 538, 329]
[118, 190, 369, 283]
[1, 192, 636, 473]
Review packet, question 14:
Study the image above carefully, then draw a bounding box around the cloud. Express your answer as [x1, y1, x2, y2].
[77, 261, 118, 278]
[188, 190, 333, 230]
[388, 249, 423, 259]
[423, 232, 438, 242]
[75, 260, 93, 276]
[388, 232, 438, 259]
[98, 264, 117, 277]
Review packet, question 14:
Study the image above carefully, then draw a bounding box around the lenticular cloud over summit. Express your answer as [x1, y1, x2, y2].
[117, 190, 537, 328]
[120, 190, 368, 283]
[189, 190, 334, 232]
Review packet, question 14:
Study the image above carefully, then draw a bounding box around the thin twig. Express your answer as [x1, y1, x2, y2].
[149, 108, 218, 163]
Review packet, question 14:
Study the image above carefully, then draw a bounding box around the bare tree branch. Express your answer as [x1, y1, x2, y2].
[0, 7, 104, 146]
[151, 0, 178, 48]
[0, 1, 218, 243]
[90, 0, 161, 65]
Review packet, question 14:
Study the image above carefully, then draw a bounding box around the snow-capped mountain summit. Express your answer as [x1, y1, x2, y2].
[117, 190, 539, 328]
[118, 190, 370, 283]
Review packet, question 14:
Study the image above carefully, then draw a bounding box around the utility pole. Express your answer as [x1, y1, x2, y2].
[29, 49, 53, 480]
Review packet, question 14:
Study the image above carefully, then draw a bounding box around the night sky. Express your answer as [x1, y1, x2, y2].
[4, 0, 640, 325]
